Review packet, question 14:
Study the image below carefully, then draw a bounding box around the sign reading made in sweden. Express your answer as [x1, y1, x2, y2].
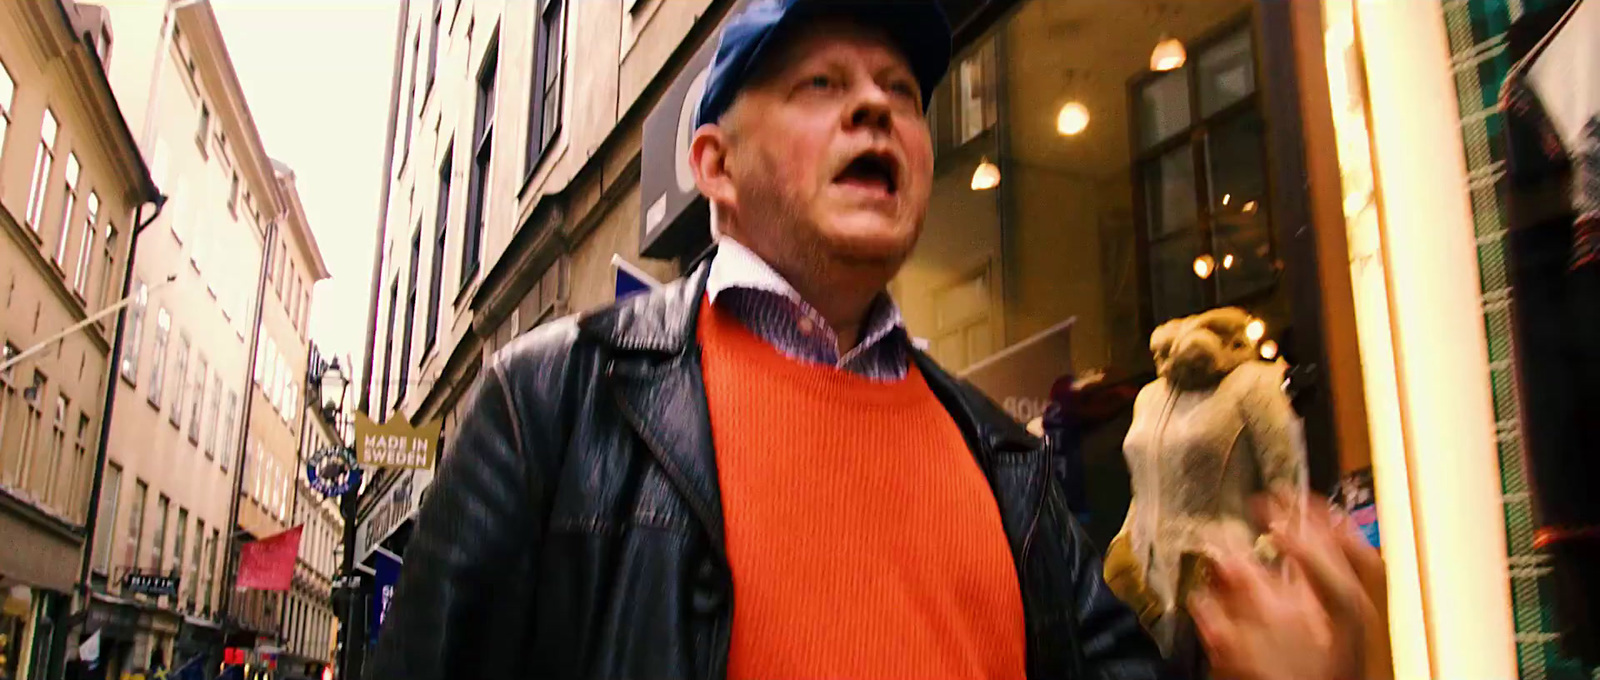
[354, 413, 441, 470]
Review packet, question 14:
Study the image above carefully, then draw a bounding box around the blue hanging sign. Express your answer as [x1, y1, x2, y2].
[306, 446, 363, 497]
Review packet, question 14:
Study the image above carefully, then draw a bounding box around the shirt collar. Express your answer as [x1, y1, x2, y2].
[706, 237, 907, 360]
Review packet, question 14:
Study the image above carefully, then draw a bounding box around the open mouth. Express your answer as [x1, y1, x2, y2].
[833, 151, 900, 197]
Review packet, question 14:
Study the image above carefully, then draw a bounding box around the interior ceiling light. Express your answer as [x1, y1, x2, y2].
[1151, 35, 1187, 72]
[1242, 200, 1258, 213]
[1056, 102, 1090, 136]
[1246, 318, 1267, 343]
[971, 157, 1001, 191]
[1193, 254, 1216, 279]
[1222, 253, 1236, 270]
[1259, 339, 1280, 360]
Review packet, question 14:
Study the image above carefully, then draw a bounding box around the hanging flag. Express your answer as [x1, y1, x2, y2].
[237, 526, 303, 591]
[78, 629, 101, 666]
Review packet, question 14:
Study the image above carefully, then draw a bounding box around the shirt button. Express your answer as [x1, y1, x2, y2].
[797, 317, 815, 336]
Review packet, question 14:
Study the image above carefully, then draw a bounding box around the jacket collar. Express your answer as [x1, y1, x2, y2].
[577, 248, 715, 355]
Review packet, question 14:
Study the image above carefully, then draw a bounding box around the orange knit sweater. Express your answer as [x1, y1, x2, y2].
[698, 299, 1027, 679]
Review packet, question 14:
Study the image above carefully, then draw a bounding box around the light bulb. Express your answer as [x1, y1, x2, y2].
[1151, 36, 1187, 72]
[1193, 254, 1216, 279]
[1246, 318, 1267, 342]
[1259, 339, 1280, 360]
[1056, 102, 1090, 136]
[1222, 254, 1235, 270]
[1242, 200, 1258, 213]
[1222, 193, 1231, 206]
[971, 157, 1001, 191]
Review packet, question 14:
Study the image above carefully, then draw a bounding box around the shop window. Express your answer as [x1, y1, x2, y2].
[895, 0, 1277, 551]
[1132, 24, 1272, 324]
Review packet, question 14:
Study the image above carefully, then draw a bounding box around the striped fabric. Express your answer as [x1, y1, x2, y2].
[705, 238, 910, 381]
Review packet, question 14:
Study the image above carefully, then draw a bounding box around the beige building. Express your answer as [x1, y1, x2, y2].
[232, 159, 328, 661]
[0, 0, 159, 677]
[77, 0, 319, 676]
[281, 350, 346, 680]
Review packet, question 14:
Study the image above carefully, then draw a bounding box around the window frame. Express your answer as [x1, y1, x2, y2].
[26, 109, 60, 230]
[1127, 15, 1275, 333]
[525, 0, 567, 180]
[426, 152, 453, 351]
[464, 32, 499, 290]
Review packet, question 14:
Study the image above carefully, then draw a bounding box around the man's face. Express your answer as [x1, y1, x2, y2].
[704, 19, 934, 269]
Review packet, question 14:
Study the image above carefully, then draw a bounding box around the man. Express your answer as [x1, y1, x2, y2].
[367, 1, 1386, 678]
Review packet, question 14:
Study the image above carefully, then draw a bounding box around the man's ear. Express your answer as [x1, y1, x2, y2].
[690, 124, 738, 209]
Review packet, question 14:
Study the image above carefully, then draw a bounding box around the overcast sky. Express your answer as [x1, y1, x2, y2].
[209, 0, 399, 394]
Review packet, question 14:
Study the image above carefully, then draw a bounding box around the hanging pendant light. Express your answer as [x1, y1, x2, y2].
[1056, 102, 1090, 136]
[971, 157, 1001, 191]
[1151, 35, 1187, 72]
[1193, 254, 1216, 279]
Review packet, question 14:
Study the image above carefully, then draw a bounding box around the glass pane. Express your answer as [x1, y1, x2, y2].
[1149, 234, 1208, 324]
[1198, 28, 1256, 116]
[1138, 71, 1191, 149]
[1206, 111, 1275, 301]
[1144, 148, 1199, 239]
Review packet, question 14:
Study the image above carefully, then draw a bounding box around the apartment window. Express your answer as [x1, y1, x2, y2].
[526, 0, 566, 173]
[93, 462, 121, 574]
[425, 0, 441, 93]
[147, 308, 171, 407]
[204, 374, 221, 456]
[379, 278, 398, 415]
[41, 395, 67, 510]
[100, 222, 118, 311]
[397, 230, 421, 407]
[219, 391, 237, 466]
[186, 518, 203, 611]
[426, 153, 451, 348]
[400, 30, 420, 165]
[55, 153, 81, 265]
[172, 508, 188, 602]
[73, 192, 99, 295]
[0, 345, 17, 486]
[187, 357, 205, 444]
[202, 528, 218, 613]
[196, 103, 210, 156]
[26, 109, 60, 229]
[121, 279, 148, 382]
[151, 494, 169, 572]
[463, 55, 498, 289]
[169, 334, 188, 426]
[228, 172, 239, 217]
[0, 59, 14, 155]
[7, 370, 45, 493]
[73, 413, 91, 521]
[254, 332, 268, 386]
[123, 480, 147, 575]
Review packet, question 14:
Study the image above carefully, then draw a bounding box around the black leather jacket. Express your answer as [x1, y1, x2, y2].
[366, 258, 1164, 679]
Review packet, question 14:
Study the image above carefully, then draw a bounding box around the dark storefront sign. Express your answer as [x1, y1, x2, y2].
[368, 550, 402, 647]
[121, 573, 179, 598]
[639, 1, 747, 259]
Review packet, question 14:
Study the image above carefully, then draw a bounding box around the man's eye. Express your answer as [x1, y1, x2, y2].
[805, 75, 835, 90]
[890, 81, 918, 99]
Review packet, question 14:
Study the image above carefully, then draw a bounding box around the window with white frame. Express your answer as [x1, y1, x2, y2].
[120, 279, 147, 382]
[170, 334, 189, 426]
[186, 356, 205, 444]
[55, 154, 80, 265]
[148, 308, 171, 407]
[73, 192, 99, 295]
[26, 110, 60, 229]
[0, 59, 14, 156]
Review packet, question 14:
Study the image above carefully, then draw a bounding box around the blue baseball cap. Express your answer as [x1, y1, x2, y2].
[694, 0, 953, 129]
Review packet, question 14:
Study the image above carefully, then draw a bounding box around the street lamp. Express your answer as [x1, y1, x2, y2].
[320, 358, 348, 419]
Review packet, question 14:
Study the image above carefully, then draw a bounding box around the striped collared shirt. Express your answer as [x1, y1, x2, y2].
[705, 239, 910, 381]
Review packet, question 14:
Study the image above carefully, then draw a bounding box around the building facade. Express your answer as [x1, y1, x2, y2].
[355, 0, 1598, 679]
[0, 1, 159, 677]
[77, 1, 322, 678]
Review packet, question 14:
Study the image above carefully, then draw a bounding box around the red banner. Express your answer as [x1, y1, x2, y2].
[237, 526, 302, 591]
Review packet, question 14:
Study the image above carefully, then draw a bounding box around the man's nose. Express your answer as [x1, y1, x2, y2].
[846, 83, 894, 132]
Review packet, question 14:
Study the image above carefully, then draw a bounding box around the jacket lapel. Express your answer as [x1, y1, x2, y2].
[581, 260, 726, 556]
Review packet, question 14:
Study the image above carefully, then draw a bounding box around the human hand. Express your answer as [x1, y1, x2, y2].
[1188, 494, 1392, 680]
